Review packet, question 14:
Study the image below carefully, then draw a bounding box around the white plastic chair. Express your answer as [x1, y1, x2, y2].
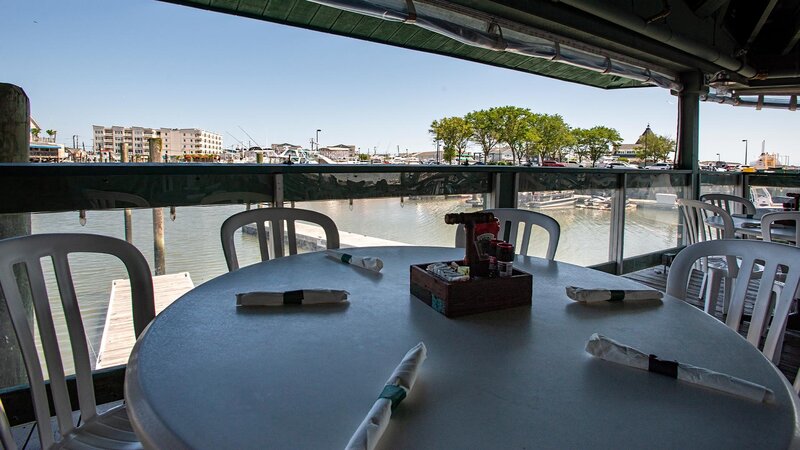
[667, 240, 800, 364]
[699, 193, 757, 216]
[221, 207, 340, 271]
[0, 233, 155, 449]
[677, 199, 739, 315]
[455, 208, 560, 260]
[761, 211, 800, 245]
[1, 399, 15, 450]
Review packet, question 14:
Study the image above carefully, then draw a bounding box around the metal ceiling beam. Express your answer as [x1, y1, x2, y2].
[694, 0, 729, 18]
[782, 8, 800, 55]
[555, 0, 757, 78]
[732, 85, 800, 95]
[745, 0, 779, 47]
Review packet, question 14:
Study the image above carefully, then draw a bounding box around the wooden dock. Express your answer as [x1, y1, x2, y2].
[95, 272, 195, 369]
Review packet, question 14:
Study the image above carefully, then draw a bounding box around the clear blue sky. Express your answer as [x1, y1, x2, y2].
[3, 0, 796, 164]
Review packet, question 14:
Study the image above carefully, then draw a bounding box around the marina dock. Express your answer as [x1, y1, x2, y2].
[95, 272, 195, 369]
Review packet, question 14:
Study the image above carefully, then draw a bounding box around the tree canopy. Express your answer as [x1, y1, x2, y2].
[430, 116, 473, 164]
[636, 132, 675, 164]
[494, 106, 534, 165]
[465, 108, 502, 163]
[430, 106, 633, 166]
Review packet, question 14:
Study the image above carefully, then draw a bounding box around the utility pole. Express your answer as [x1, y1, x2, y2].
[742, 139, 748, 166]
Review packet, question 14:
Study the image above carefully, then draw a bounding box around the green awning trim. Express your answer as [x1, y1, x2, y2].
[159, 0, 654, 90]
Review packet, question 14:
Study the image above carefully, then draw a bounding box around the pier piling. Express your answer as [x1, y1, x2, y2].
[149, 138, 166, 275]
[0, 83, 32, 387]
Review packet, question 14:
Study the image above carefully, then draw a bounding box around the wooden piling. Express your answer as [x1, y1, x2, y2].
[0, 83, 32, 387]
[148, 138, 166, 275]
[120, 143, 133, 243]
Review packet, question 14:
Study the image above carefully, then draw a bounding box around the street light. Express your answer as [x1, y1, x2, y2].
[716, 153, 720, 162]
[742, 139, 748, 165]
[316, 129, 321, 152]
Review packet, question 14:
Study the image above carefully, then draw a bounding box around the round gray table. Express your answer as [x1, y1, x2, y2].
[125, 247, 800, 449]
[706, 214, 797, 241]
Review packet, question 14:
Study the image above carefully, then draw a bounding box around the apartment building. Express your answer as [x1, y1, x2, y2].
[93, 125, 223, 159]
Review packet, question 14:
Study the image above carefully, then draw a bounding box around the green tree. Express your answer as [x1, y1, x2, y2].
[636, 132, 675, 165]
[31, 127, 40, 139]
[442, 146, 456, 164]
[495, 106, 534, 165]
[569, 128, 591, 163]
[585, 126, 622, 167]
[46, 129, 57, 141]
[465, 108, 502, 163]
[429, 116, 472, 164]
[529, 114, 573, 162]
[358, 153, 370, 162]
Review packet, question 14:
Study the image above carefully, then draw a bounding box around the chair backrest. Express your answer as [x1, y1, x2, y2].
[677, 198, 735, 244]
[0, 399, 16, 450]
[699, 193, 757, 216]
[221, 207, 341, 271]
[454, 208, 560, 260]
[667, 240, 800, 363]
[761, 211, 800, 246]
[0, 233, 155, 449]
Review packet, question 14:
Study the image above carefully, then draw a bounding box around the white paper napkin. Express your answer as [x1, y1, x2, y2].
[585, 333, 774, 402]
[345, 342, 427, 450]
[327, 250, 384, 272]
[236, 289, 348, 306]
[566, 286, 663, 303]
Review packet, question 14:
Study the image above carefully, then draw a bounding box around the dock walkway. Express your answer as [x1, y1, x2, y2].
[95, 272, 195, 369]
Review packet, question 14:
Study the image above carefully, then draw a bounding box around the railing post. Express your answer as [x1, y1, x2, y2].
[272, 173, 285, 257]
[676, 71, 702, 200]
[740, 173, 749, 202]
[608, 172, 627, 274]
[492, 171, 517, 208]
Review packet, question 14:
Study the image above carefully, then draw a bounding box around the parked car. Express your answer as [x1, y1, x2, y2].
[605, 162, 631, 169]
[563, 160, 584, 168]
[541, 160, 566, 167]
[645, 162, 673, 170]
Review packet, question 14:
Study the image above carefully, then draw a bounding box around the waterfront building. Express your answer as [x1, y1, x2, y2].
[93, 125, 223, 160]
[320, 144, 356, 161]
[614, 125, 655, 162]
[271, 143, 302, 153]
[29, 118, 66, 162]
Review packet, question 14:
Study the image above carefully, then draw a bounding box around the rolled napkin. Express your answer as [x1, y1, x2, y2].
[566, 286, 663, 303]
[345, 342, 427, 450]
[327, 250, 384, 273]
[236, 289, 348, 306]
[586, 333, 774, 402]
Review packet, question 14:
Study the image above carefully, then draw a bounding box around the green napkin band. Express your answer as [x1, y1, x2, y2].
[608, 290, 625, 301]
[379, 384, 407, 411]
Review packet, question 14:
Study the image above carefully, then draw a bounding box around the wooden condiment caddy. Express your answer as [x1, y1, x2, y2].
[409, 262, 532, 317]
